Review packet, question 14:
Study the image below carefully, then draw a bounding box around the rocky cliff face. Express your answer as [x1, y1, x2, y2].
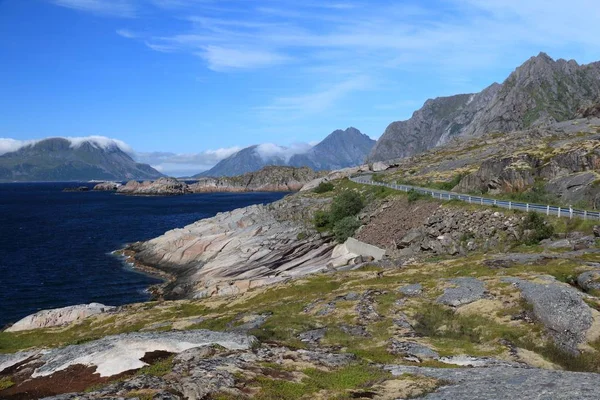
[0, 138, 163, 182]
[369, 53, 600, 162]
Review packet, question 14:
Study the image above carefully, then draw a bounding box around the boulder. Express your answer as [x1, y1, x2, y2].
[504, 277, 594, 354]
[437, 278, 486, 307]
[577, 270, 600, 293]
[6, 303, 115, 332]
[398, 283, 423, 297]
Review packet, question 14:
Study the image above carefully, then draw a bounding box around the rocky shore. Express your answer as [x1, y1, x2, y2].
[92, 166, 324, 196]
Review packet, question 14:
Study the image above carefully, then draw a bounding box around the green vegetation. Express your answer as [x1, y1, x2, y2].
[0, 377, 15, 391]
[407, 189, 427, 203]
[520, 212, 555, 245]
[313, 190, 365, 242]
[501, 181, 558, 205]
[330, 191, 364, 222]
[136, 355, 174, 377]
[333, 216, 361, 243]
[313, 181, 334, 194]
[252, 364, 391, 400]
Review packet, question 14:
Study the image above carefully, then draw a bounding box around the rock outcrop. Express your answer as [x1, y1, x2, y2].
[126, 196, 375, 299]
[189, 166, 322, 193]
[504, 277, 596, 354]
[117, 177, 190, 196]
[5, 303, 115, 332]
[92, 181, 122, 191]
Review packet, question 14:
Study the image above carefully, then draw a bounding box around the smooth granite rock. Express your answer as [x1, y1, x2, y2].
[5, 303, 116, 332]
[386, 365, 600, 399]
[504, 277, 594, 354]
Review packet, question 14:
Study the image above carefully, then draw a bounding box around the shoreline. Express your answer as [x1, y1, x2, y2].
[112, 248, 176, 300]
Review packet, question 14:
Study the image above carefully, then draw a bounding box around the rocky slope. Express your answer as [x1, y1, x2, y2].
[197, 128, 374, 177]
[0, 138, 163, 182]
[369, 53, 600, 162]
[369, 117, 600, 208]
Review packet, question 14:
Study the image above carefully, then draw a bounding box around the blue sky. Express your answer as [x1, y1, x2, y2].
[1, 0, 599, 174]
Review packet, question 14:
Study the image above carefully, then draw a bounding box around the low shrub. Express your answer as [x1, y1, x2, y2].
[521, 212, 554, 245]
[313, 190, 365, 239]
[407, 189, 426, 203]
[313, 181, 334, 194]
[313, 210, 331, 230]
[333, 216, 361, 243]
[330, 191, 364, 222]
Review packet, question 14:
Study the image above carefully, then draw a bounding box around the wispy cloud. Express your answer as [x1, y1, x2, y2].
[116, 28, 138, 38]
[258, 76, 371, 118]
[51, 0, 136, 17]
[198, 45, 292, 71]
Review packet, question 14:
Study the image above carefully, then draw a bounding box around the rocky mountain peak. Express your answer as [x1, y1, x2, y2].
[369, 53, 600, 163]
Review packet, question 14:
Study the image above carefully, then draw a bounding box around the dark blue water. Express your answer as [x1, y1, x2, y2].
[0, 183, 287, 328]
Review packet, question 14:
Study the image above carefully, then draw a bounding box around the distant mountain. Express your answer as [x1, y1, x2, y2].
[369, 52, 600, 162]
[0, 138, 163, 181]
[196, 127, 374, 178]
[288, 127, 375, 171]
[194, 145, 288, 178]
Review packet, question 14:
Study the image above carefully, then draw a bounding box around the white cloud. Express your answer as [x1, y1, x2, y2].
[51, 0, 136, 17]
[0, 139, 37, 155]
[134, 146, 243, 175]
[67, 136, 133, 153]
[255, 142, 312, 162]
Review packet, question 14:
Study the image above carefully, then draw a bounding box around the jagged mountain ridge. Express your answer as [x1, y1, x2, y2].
[288, 127, 375, 171]
[369, 53, 600, 162]
[0, 138, 163, 181]
[196, 127, 374, 178]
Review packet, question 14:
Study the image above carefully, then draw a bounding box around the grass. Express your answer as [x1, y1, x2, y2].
[252, 364, 391, 400]
[0, 377, 15, 391]
[136, 355, 174, 377]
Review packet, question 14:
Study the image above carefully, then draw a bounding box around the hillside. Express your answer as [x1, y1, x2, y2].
[369, 53, 600, 162]
[0, 138, 163, 181]
[197, 128, 374, 177]
[3, 172, 600, 399]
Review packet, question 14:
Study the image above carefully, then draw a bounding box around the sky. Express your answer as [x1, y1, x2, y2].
[1, 0, 599, 175]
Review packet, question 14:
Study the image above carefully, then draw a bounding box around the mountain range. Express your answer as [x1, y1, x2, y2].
[0, 138, 163, 182]
[195, 127, 375, 178]
[369, 52, 600, 162]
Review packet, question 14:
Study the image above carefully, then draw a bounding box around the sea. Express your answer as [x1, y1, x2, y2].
[0, 182, 287, 328]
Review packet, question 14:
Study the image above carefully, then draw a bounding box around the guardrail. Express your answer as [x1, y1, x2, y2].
[350, 176, 600, 220]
